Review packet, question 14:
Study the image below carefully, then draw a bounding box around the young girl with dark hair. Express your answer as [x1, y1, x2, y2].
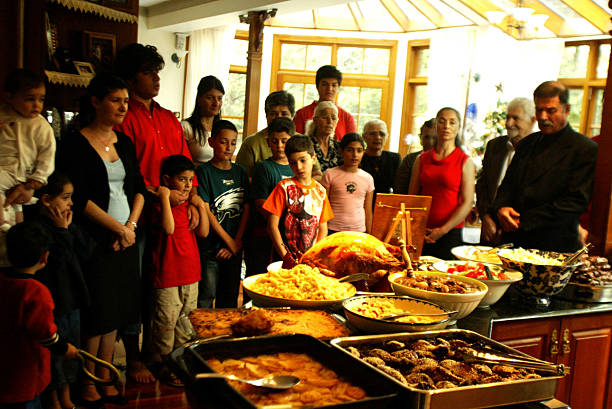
[181, 75, 225, 166]
[29, 172, 94, 409]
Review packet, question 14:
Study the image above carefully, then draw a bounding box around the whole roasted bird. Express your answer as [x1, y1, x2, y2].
[300, 231, 406, 291]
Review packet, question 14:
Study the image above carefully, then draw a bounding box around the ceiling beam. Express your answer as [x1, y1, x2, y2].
[558, 0, 610, 33]
[348, 3, 364, 31]
[522, 0, 564, 37]
[410, 0, 445, 28]
[380, 0, 413, 31]
[312, 9, 318, 29]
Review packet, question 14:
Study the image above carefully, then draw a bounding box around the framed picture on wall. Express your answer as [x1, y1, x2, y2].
[73, 61, 95, 76]
[83, 31, 116, 72]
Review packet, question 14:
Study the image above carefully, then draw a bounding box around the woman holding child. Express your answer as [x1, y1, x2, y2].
[57, 73, 146, 407]
[306, 101, 342, 173]
[409, 107, 475, 260]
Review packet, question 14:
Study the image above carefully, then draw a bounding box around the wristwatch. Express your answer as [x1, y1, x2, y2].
[127, 220, 137, 228]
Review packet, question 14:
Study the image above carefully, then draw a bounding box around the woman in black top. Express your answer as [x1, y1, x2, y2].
[57, 73, 146, 406]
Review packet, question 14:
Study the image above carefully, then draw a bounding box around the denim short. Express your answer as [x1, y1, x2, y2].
[48, 310, 80, 390]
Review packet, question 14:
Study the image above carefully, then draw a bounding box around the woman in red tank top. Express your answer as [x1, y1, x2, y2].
[408, 107, 475, 259]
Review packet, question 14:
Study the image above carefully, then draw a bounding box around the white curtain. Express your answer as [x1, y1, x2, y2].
[183, 24, 237, 117]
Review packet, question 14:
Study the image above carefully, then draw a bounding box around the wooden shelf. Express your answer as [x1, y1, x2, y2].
[45, 70, 93, 87]
[49, 0, 137, 23]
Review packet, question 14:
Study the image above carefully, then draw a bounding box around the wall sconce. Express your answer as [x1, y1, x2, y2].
[171, 33, 189, 68]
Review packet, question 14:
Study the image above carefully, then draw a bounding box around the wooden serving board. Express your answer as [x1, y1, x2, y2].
[371, 193, 431, 260]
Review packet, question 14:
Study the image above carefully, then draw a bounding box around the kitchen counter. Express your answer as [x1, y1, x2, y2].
[457, 287, 612, 337]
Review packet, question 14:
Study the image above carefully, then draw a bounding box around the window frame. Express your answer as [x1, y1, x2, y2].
[270, 34, 397, 142]
[558, 39, 609, 137]
[222, 30, 249, 139]
[398, 39, 429, 157]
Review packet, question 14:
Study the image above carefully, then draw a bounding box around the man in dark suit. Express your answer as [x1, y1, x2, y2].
[494, 81, 598, 252]
[476, 97, 536, 244]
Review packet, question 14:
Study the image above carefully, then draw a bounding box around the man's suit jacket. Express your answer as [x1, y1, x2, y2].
[476, 136, 512, 218]
[493, 125, 598, 252]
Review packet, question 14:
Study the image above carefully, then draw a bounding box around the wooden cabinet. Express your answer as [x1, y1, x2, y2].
[491, 312, 612, 409]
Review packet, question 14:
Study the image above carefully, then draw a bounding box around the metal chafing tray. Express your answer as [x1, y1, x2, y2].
[557, 282, 612, 303]
[330, 329, 564, 409]
[167, 333, 401, 409]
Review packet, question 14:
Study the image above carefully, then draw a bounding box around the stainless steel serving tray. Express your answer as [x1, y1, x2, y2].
[330, 329, 563, 409]
[557, 282, 612, 303]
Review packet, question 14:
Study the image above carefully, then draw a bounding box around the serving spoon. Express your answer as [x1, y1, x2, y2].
[381, 310, 457, 320]
[195, 373, 300, 389]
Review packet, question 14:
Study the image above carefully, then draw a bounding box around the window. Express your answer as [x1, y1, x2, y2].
[558, 40, 609, 137]
[398, 40, 429, 156]
[271, 35, 397, 139]
[222, 32, 248, 140]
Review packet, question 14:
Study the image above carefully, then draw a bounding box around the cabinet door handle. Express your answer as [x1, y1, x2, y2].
[562, 328, 571, 355]
[550, 329, 559, 356]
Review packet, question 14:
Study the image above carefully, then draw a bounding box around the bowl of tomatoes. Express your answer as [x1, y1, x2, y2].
[433, 261, 523, 308]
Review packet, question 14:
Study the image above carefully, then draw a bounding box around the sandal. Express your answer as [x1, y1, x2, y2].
[150, 362, 184, 388]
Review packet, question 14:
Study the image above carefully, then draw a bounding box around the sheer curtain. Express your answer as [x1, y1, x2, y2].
[183, 24, 237, 117]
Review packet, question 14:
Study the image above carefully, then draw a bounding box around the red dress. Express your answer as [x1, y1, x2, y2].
[419, 147, 469, 229]
[0, 272, 57, 403]
[149, 201, 201, 289]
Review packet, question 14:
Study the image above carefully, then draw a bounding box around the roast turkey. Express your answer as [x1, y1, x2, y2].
[300, 232, 406, 291]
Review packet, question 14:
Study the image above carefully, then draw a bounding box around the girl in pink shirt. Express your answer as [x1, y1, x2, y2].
[321, 133, 374, 234]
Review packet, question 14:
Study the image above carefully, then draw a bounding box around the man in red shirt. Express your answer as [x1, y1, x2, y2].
[114, 43, 198, 384]
[293, 65, 356, 141]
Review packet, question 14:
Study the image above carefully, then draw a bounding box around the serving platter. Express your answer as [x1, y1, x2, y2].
[168, 334, 401, 409]
[330, 329, 564, 409]
[451, 245, 502, 265]
[242, 274, 356, 310]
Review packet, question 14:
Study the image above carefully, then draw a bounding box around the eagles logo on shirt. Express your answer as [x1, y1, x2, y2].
[211, 187, 244, 223]
[346, 182, 356, 194]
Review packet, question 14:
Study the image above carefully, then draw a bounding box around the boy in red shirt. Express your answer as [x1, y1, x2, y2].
[149, 155, 209, 386]
[263, 135, 334, 265]
[0, 222, 78, 408]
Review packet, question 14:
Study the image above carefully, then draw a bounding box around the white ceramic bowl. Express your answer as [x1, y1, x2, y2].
[267, 261, 283, 273]
[451, 245, 502, 265]
[431, 261, 523, 307]
[242, 274, 356, 310]
[342, 295, 451, 333]
[388, 271, 488, 320]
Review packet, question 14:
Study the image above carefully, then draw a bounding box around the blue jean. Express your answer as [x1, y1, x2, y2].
[198, 254, 242, 308]
[0, 396, 42, 409]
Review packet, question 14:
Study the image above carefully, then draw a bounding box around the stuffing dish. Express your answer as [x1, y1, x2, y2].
[394, 275, 481, 294]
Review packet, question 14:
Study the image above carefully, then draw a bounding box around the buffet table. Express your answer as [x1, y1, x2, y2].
[458, 290, 612, 409]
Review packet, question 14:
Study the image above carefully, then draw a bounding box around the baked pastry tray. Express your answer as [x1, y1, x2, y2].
[330, 329, 563, 409]
[557, 282, 612, 303]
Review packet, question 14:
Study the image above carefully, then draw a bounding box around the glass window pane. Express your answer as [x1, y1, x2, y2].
[337, 86, 360, 114]
[567, 88, 583, 129]
[284, 82, 306, 109]
[281, 43, 306, 70]
[337, 47, 364, 73]
[411, 85, 428, 136]
[590, 88, 604, 137]
[415, 48, 430, 77]
[559, 45, 590, 78]
[363, 48, 390, 75]
[223, 73, 246, 118]
[359, 88, 382, 116]
[596, 44, 610, 78]
[305, 83, 318, 105]
[230, 39, 248, 67]
[306, 45, 332, 71]
[358, 114, 379, 133]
